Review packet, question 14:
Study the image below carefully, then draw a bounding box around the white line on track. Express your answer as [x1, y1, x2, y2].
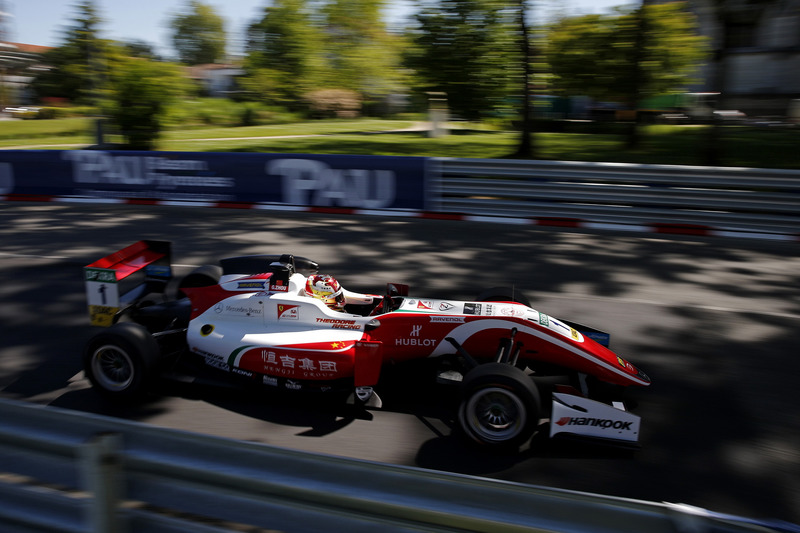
[0, 251, 69, 260]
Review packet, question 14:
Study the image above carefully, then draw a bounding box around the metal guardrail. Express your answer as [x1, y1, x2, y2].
[430, 159, 800, 236]
[1, 398, 796, 533]
[2, 152, 799, 237]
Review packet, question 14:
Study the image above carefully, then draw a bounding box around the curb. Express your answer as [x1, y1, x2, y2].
[3, 193, 799, 242]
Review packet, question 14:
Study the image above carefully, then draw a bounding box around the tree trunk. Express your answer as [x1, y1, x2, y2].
[513, 0, 535, 158]
[626, 1, 648, 149]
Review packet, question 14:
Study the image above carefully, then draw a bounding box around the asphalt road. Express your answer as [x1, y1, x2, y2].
[1, 202, 799, 525]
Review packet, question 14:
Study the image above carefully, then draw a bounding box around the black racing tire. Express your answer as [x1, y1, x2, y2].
[476, 287, 532, 308]
[177, 265, 223, 297]
[457, 362, 541, 450]
[83, 322, 161, 401]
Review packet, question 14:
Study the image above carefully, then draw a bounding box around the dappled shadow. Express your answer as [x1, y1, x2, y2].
[2, 202, 799, 524]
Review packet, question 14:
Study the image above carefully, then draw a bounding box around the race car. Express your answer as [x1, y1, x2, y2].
[83, 241, 650, 450]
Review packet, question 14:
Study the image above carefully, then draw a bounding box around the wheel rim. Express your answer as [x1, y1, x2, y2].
[464, 386, 527, 443]
[91, 344, 135, 391]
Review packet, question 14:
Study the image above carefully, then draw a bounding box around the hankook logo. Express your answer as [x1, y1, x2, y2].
[555, 417, 633, 430]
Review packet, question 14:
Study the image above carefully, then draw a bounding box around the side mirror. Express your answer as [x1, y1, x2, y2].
[387, 283, 409, 296]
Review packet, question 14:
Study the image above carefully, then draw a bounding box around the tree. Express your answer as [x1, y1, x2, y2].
[243, 0, 406, 112]
[404, 0, 517, 121]
[169, 0, 227, 65]
[30, 0, 108, 105]
[107, 55, 188, 149]
[545, 2, 708, 106]
[244, 0, 322, 106]
[513, 0, 535, 158]
[122, 39, 161, 61]
[318, 0, 407, 102]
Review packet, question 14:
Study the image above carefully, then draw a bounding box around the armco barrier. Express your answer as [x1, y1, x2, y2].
[431, 158, 800, 239]
[0, 398, 797, 533]
[1, 151, 799, 241]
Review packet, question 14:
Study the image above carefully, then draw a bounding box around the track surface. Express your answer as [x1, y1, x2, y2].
[1, 202, 799, 524]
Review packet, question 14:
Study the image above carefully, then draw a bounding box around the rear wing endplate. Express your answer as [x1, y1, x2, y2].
[83, 240, 172, 326]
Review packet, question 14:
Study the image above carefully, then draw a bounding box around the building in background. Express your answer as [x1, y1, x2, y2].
[0, 41, 51, 110]
[687, 0, 800, 116]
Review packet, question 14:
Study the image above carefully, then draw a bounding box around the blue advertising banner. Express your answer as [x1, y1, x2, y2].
[0, 150, 429, 210]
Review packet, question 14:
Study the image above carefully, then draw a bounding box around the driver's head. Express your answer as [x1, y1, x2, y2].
[304, 274, 345, 311]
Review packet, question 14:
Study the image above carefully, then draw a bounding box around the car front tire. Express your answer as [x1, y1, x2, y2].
[457, 363, 540, 450]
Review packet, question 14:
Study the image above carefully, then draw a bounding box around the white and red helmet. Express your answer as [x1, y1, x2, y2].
[304, 274, 345, 310]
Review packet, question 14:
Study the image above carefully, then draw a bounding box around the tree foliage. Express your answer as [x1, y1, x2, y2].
[107, 56, 188, 149]
[403, 0, 519, 121]
[169, 0, 227, 65]
[30, 0, 108, 104]
[318, 0, 407, 98]
[545, 2, 709, 104]
[244, 0, 322, 105]
[244, 0, 407, 113]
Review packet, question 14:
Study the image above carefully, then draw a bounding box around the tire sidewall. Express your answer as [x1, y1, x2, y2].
[458, 363, 540, 449]
[83, 322, 160, 400]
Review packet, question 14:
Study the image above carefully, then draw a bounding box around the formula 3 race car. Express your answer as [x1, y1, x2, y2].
[82, 241, 651, 450]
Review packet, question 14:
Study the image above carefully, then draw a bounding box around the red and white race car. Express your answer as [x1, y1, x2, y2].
[83, 241, 650, 450]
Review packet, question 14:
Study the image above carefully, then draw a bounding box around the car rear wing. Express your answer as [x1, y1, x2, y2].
[84, 240, 172, 326]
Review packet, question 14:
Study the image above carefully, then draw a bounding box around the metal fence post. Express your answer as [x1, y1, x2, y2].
[80, 432, 124, 533]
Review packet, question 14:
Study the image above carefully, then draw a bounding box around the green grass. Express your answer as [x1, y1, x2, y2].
[161, 119, 416, 141]
[2, 117, 798, 169]
[0, 117, 93, 147]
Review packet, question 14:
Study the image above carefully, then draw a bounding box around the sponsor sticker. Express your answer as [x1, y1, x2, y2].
[430, 316, 465, 324]
[237, 281, 266, 290]
[463, 303, 482, 315]
[85, 268, 117, 283]
[555, 417, 634, 431]
[277, 304, 299, 320]
[223, 304, 263, 317]
[500, 306, 524, 317]
[88, 305, 118, 327]
[316, 317, 361, 330]
[258, 349, 340, 378]
[396, 324, 437, 347]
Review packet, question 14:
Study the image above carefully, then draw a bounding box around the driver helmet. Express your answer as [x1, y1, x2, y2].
[304, 274, 345, 311]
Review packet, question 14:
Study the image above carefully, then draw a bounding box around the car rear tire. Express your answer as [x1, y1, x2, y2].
[178, 264, 223, 297]
[83, 322, 160, 401]
[457, 363, 540, 449]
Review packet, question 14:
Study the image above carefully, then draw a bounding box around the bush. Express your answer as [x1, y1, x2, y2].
[34, 106, 97, 120]
[163, 98, 299, 129]
[108, 58, 187, 150]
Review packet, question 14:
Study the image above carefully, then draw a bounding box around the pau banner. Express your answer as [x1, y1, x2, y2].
[0, 150, 429, 210]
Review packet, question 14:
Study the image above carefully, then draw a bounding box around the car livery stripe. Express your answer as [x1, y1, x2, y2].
[228, 345, 255, 367]
[427, 319, 650, 386]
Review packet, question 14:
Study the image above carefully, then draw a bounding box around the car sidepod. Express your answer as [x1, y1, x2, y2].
[184, 281, 382, 389]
